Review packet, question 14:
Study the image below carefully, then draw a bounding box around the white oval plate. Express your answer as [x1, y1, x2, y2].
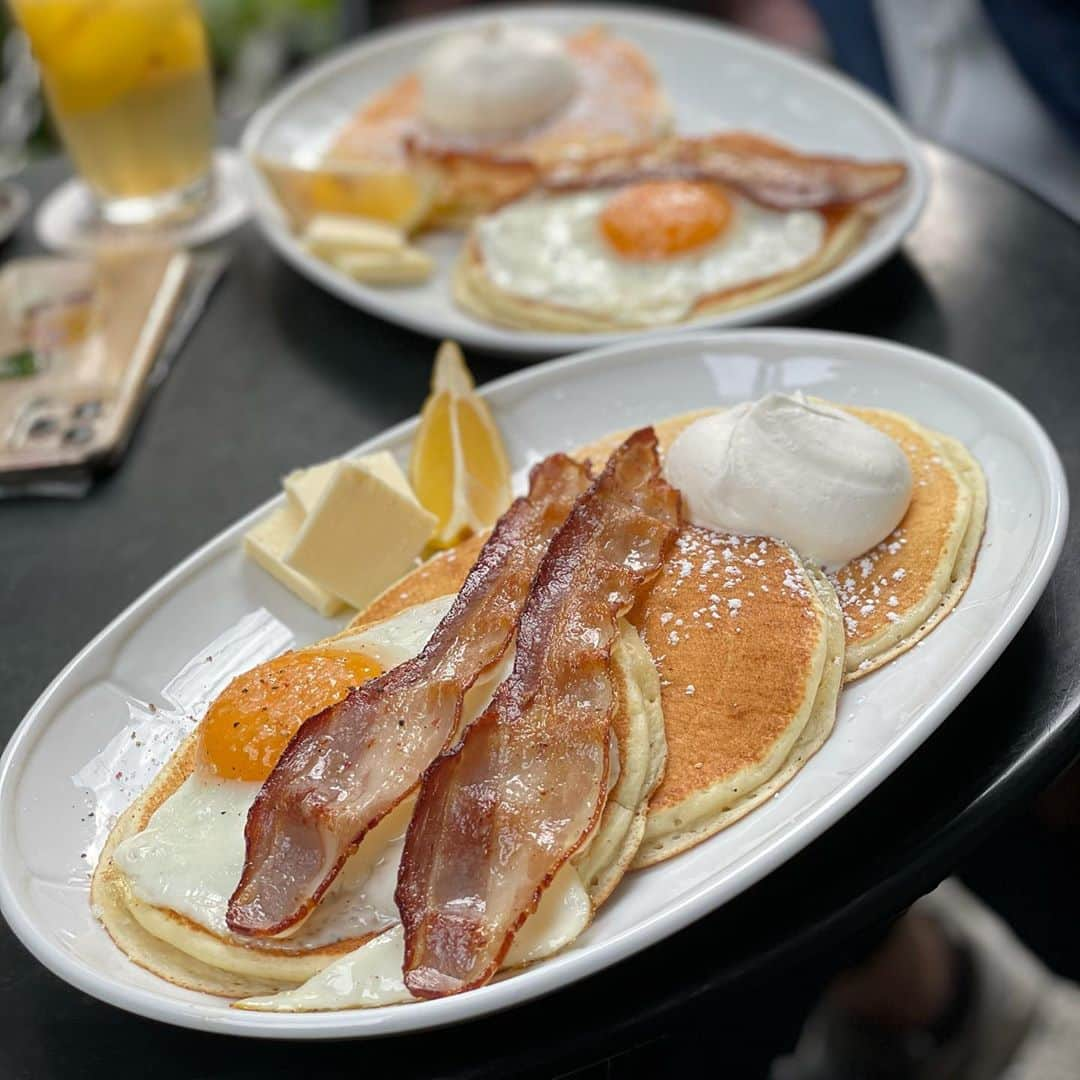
[241, 5, 929, 357]
[0, 331, 1066, 1037]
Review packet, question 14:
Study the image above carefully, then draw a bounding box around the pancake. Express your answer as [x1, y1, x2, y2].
[575, 418, 844, 863]
[453, 205, 870, 333]
[828, 409, 987, 679]
[327, 27, 672, 228]
[628, 530, 844, 865]
[574, 407, 984, 860]
[573, 619, 665, 905]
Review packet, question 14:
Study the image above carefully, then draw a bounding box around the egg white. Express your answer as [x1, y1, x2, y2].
[475, 189, 825, 325]
[237, 864, 592, 1011]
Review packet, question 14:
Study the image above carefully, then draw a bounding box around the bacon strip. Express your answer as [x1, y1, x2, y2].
[542, 132, 907, 211]
[397, 429, 680, 998]
[227, 454, 590, 937]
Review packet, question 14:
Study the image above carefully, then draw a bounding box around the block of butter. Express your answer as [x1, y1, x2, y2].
[302, 214, 406, 258]
[331, 247, 434, 286]
[284, 458, 340, 516]
[244, 503, 346, 618]
[285, 451, 437, 611]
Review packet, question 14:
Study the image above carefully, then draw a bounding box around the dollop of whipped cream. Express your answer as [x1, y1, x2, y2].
[418, 25, 578, 138]
[664, 393, 913, 566]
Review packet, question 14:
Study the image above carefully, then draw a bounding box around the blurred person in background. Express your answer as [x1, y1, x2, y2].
[811, 0, 1079, 220]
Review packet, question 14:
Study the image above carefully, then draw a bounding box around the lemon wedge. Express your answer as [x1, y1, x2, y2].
[410, 342, 512, 548]
[257, 158, 435, 232]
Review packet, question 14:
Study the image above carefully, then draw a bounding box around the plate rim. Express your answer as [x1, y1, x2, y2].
[0, 329, 1068, 1038]
[240, 3, 930, 356]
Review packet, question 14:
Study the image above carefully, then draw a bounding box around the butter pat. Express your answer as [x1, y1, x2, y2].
[244, 504, 346, 617]
[285, 452, 409, 515]
[285, 454, 437, 610]
[331, 247, 433, 285]
[303, 214, 406, 257]
[284, 459, 340, 516]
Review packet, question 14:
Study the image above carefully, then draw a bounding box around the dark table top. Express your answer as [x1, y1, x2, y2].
[1, 143, 1078, 1078]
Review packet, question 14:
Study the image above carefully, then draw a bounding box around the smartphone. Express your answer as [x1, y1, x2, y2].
[0, 248, 191, 496]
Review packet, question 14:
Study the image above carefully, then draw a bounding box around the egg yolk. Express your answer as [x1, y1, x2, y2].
[197, 650, 380, 782]
[599, 180, 733, 260]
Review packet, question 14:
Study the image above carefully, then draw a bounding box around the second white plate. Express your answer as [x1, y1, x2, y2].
[242, 5, 929, 356]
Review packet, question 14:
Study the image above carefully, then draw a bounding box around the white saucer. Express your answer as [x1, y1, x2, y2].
[35, 148, 250, 253]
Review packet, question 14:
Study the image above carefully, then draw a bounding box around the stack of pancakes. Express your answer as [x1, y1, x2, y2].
[373, 405, 985, 870]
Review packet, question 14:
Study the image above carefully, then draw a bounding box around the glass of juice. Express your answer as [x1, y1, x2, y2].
[10, 0, 216, 226]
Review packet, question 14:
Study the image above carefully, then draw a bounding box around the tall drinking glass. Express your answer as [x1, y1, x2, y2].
[10, 0, 215, 225]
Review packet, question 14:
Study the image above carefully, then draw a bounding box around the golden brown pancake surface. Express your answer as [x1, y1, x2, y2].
[631, 526, 826, 818]
[828, 408, 980, 677]
[833, 409, 960, 637]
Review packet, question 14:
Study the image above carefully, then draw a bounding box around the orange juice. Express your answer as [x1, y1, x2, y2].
[12, 0, 215, 223]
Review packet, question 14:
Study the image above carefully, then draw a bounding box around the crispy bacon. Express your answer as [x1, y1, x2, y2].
[227, 454, 590, 937]
[542, 132, 908, 211]
[397, 428, 680, 998]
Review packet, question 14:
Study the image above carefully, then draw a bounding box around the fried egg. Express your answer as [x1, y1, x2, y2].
[111, 593, 592, 992]
[109, 591, 596, 993]
[113, 597, 461, 956]
[472, 179, 826, 326]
